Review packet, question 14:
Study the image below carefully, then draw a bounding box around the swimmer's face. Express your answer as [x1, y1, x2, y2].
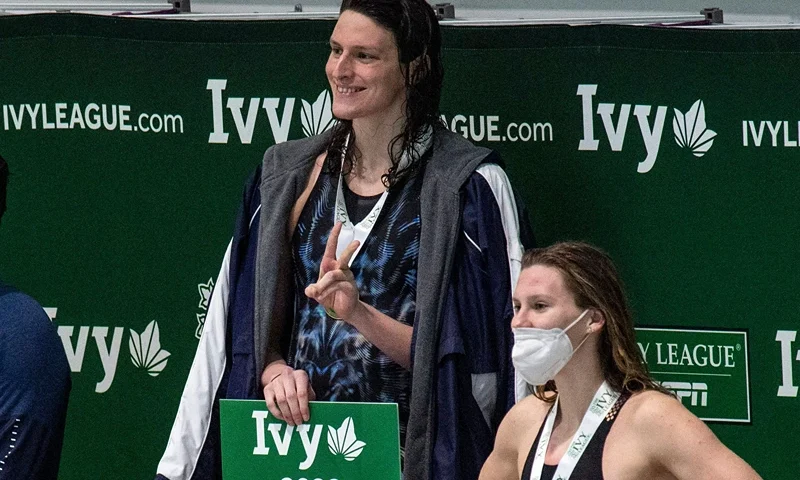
[326, 10, 407, 125]
[512, 264, 587, 334]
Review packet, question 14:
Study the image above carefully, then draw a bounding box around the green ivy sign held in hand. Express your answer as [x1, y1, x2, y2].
[220, 400, 401, 480]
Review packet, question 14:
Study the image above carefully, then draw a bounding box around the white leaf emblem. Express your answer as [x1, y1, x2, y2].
[196, 278, 214, 339]
[198, 278, 214, 310]
[672, 100, 716, 157]
[327, 417, 366, 461]
[195, 313, 206, 339]
[301, 90, 336, 137]
[129, 320, 171, 377]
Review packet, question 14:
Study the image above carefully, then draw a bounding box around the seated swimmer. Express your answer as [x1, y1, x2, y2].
[480, 242, 761, 480]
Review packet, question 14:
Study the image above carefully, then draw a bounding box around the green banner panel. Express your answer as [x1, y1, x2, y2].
[0, 13, 798, 479]
[220, 400, 401, 480]
[636, 327, 750, 422]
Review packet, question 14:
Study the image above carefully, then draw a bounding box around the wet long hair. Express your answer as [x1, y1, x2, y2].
[325, 0, 444, 188]
[521, 242, 672, 402]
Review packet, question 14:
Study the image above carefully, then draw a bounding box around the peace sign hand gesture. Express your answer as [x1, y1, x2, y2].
[304, 222, 361, 322]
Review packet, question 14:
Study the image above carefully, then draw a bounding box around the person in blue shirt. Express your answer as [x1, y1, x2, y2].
[0, 154, 71, 479]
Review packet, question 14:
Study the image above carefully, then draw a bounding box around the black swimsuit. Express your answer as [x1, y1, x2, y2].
[520, 395, 629, 480]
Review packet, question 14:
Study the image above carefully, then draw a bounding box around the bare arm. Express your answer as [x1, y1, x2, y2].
[636, 392, 762, 480]
[479, 429, 521, 480]
[304, 222, 413, 369]
[261, 154, 325, 426]
[480, 397, 543, 480]
[347, 301, 412, 368]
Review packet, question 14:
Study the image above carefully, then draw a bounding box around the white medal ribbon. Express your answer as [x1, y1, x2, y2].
[333, 128, 432, 264]
[334, 173, 389, 264]
[529, 381, 621, 480]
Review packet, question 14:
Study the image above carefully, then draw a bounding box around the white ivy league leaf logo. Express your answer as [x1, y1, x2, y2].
[327, 417, 366, 461]
[301, 90, 336, 137]
[195, 278, 214, 339]
[672, 100, 717, 157]
[129, 320, 171, 377]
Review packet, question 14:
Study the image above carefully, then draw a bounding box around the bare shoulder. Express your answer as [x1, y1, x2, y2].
[507, 394, 552, 428]
[615, 390, 707, 444]
[621, 389, 686, 425]
[605, 390, 683, 458]
[622, 389, 721, 437]
[495, 394, 552, 452]
[612, 390, 762, 480]
[289, 151, 327, 233]
[315, 151, 327, 167]
[479, 395, 552, 480]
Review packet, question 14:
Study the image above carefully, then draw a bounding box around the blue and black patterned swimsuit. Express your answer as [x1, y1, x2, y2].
[290, 166, 422, 445]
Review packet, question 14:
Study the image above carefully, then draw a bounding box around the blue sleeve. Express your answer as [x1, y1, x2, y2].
[155, 166, 263, 480]
[432, 166, 520, 480]
[189, 165, 264, 480]
[0, 288, 71, 480]
[226, 164, 264, 400]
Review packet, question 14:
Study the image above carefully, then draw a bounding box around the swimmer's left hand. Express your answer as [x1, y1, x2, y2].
[305, 222, 361, 322]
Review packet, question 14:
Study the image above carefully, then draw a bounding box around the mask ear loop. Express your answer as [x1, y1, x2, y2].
[566, 309, 592, 354]
[564, 308, 591, 332]
[572, 331, 592, 355]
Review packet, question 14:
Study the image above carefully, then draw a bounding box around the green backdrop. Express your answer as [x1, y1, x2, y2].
[0, 13, 797, 479]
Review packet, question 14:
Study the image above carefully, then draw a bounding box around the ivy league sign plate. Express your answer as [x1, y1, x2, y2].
[220, 400, 401, 480]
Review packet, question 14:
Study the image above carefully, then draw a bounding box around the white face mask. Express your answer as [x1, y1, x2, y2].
[512, 309, 591, 386]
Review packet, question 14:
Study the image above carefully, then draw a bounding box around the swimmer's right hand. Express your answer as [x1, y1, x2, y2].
[263, 364, 316, 426]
